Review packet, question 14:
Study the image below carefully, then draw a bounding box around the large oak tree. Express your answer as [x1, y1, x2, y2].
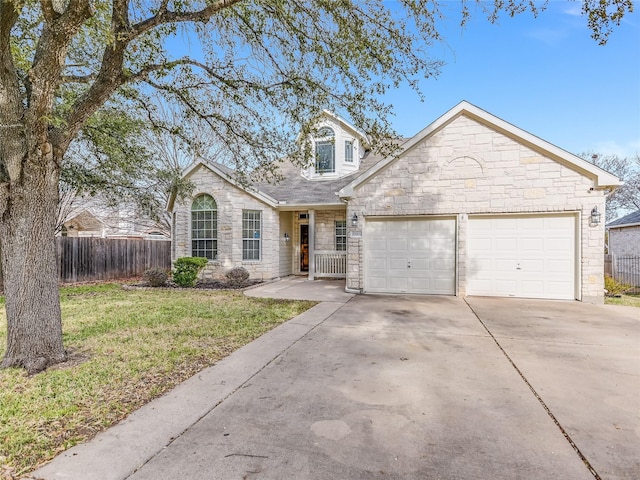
[0, 0, 632, 373]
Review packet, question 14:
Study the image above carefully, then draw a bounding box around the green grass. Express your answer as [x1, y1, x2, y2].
[605, 293, 640, 308]
[0, 284, 315, 477]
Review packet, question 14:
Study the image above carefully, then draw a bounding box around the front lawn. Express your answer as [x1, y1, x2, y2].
[605, 293, 640, 308]
[0, 284, 314, 478]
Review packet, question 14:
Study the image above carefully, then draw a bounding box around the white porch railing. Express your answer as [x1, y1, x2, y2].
[314, 250, 347, 278]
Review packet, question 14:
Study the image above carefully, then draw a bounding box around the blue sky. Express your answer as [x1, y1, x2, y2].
[166, 2, 639, 159]
[382, 1, 640, 159]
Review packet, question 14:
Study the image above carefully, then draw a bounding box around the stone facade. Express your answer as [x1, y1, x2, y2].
[172, 164, 280, 281]
[609, 226, 640, 257]
[346, 115, 607, 303]
[170, 104, 616, 303]
[314, 210, 347, 251]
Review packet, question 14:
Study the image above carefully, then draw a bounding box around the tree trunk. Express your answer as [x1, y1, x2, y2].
[0, 148, 65, 374]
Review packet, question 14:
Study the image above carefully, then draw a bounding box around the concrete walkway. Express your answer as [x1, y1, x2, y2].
[33, 279, 640, 480]
[33, 278, 352, 480]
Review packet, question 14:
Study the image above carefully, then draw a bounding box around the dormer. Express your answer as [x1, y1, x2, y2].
[302, 111, 370, 180]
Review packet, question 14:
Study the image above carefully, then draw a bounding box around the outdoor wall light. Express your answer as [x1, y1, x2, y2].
[590, 206, 601, 225]
[351, 213, 359, 227]
[283, 232, 290, 243]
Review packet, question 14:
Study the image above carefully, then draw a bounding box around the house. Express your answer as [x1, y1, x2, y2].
[61, 198, 169, 239]
[168, 101, 620, 303]
[607, 210, 640, 257]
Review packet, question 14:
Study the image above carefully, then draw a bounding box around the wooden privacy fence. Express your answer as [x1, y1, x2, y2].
[605, 254, 640, 293]
[0, 237, 171, 288]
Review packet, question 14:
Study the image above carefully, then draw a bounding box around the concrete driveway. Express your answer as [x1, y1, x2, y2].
[35, 284, 639, 480]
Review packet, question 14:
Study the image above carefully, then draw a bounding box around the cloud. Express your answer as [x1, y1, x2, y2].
[563, 5, 582, 17]
[524, 28, 570, 45]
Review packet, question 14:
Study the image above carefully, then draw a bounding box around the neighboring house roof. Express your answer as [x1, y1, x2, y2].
[340, 101, 621, 198]
[607, 209, 640, 229]
[64, 209, 105, 232]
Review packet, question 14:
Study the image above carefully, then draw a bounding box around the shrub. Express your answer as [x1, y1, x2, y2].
[604, 275, 633, 296]
[225, 266, 250, 287]
[142, 268, 168, 287]
[172, 257, 209, 288]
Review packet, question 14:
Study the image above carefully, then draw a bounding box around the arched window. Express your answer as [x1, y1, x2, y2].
[315, 127, 335, 173]
[191, 194, 217, 260]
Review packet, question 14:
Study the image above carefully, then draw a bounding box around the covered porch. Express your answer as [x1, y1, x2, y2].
[279, 208, 348, 280]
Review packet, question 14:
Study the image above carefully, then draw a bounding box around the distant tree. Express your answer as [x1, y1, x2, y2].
[582, 152, 640, 221]
[0, 0, 633, 372]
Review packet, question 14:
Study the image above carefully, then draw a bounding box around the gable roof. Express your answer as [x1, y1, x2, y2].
[255, 150, 385, 206]
[167, 158, 279, 211]
[339, 101, 621, 198]
[319, 110, 371, 150]
[64, 209, 104, 231]
[607, 209, 640, 229]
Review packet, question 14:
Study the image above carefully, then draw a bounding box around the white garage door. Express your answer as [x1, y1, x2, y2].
[467, 215, 576, 300]
[365, 217, 456, 295]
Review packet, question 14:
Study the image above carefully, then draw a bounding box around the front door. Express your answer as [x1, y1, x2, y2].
[300, 224, 309, 272]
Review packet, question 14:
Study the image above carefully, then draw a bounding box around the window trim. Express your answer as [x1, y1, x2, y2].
[315, 127, 335, 173]
[242, 209, 262, 261]
[191, 194, 217, 261]
[345, 140, 353, 163]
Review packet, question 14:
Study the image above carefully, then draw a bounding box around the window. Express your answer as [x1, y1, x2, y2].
[315, 127, 335, 173]
[345, 140, 353, 163]
[335, 220, 347, 251]
[191, 194, 217, 260]
[242, 210, 261, 260]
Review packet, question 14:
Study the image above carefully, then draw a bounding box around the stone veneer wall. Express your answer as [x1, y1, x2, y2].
[346, 114, 607, 303]
[314, 210, 347, 251]
[608, 226, 640, 257]
[173, 165, 279, 281]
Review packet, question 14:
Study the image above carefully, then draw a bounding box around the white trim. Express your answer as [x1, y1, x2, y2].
[607, 222, 640, 229]
[320, 110, 370, 149]
[340, 101, 621, 198]
[169, 159, 279, 210]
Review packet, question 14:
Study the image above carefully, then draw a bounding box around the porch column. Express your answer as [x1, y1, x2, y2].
[308, 209, 315, 280]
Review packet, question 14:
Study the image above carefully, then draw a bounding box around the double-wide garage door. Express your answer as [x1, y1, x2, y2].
[364, 218, 456, 294]
[363, 214, 576, 300]
[466, 215, 576, 300]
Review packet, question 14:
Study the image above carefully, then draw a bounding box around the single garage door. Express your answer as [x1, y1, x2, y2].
[365, 217, 456, 294]
[467, 215, 576, 300]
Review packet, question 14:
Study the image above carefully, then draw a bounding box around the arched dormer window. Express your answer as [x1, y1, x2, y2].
[191, 194, 217, 260]
[315, 127, 335, 173]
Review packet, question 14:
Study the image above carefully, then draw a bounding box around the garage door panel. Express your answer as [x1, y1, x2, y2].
[410, 258, 430, 270]
[496, 238, 518, 250]
[467, 215, 575, 300]
[388, 238, 408, 251]
[389, 257, 408, 270]
[365, 217, 456, 295]
[548, 259, 572, 273]
[494, 258, 516, 271]
[409, 238, 430, 251]
[433, 257, 455, 271]
[388, 276, 409, 291]
[368, 257, 387, 270]
[368, 237, 387, 251]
